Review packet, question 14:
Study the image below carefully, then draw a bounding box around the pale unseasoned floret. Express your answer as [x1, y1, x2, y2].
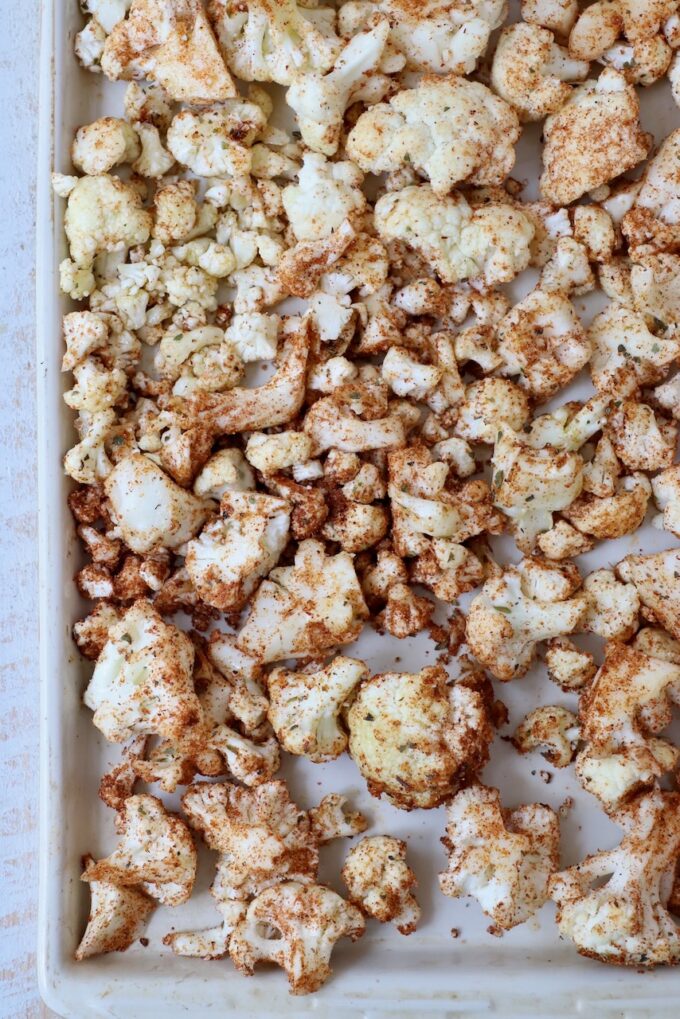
[76, 857, 155, 960]
[131, 122, 175, 178]
[282, 153, 366, 242]
[545, 636, 597, 690]
[72, 117, 140, 175]
[225, 313, 280, 362]
[439, 783, 560, 929]
[652, 465, 680, 537]
[513, 705, 580, 767]
[617, 549, 680, 640]
[342, 836, 420, 935]
[166, 102, 265, 177]
[63, 174, 152, 267]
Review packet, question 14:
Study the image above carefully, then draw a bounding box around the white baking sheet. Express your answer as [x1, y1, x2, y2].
[37, 1, 680, 1015]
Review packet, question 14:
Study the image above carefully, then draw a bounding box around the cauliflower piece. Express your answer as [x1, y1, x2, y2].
[322, 498, 389, 553]
[569, 0, 676, 65]
[267, 657, 368, 762]
[630, 253, 680, 326]
[466, 559, 587, 681]
[309, 793, 368, 843]
[229, 881, 365, 995]
[304, 394, 406, 454]
[537, 520, 595, 560]
[378, 583, 434, 638]
[540, 69, 650, 205]
[74, 602, 124, 661]
[104, 453, 209, 553]
[131, 122, 175, 177]
[582, 569, 640, 640]
[550, 789, 680, 967]
[208, 723, 280, 787]
[572, 205, 616, 263]
[652, 465, 680, 537]
[152, 180, 199, 243]
[245, 431, 312, 475]
[606, 400, 677, 471]
[193, 449, 254, 501]
[347, 666, 494, 809]
[208, 631, 268, 730]
[347, 75, 520, 193]
[64, 357, 127, 414]
[124, 79, 173, 129]
[381, 346, 442, 401]
[82, 794, 197, 906]
[75, 17, 109, 72]
[282, 154, 366, 242]
[439, 783, 560, 929]
[491, 23, 588, 122]
[576, 642, 680, 811]
[59, 258, 96, 299]
[617, 549, 680, 640]
[455, 379, 530, 444]
[546, 636, 597, 690]
[75, 856, 154, 960]
[225, 313, 280, 363]
[185, 491, 290, 611]
[374, 185, 534, 287]
[166, 101, 265, 177]
[83, 599, 202, 745]
[63, 174, 152, 268]
[588, 303, 680, 397]
[157, 325, 244, 396]
[72, 117, 140, 176]
[64, 410, 117, 485]
[654, 371, 680, 417]
[237, 539, 369, 663]
[342, 836, 420, 935]
[207, 0, 342, 85]
[287, 19, 390, 156]
[101, 0, 236, 104]
[563, 473, 651, 540]
[522, 0, 578, 37]
[513, 705, 580, 767]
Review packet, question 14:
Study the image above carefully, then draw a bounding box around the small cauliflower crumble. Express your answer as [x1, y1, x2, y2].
[60, 0, 680, 990]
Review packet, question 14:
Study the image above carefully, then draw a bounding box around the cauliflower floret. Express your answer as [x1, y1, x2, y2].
[347, 666, 494, 809]
[186, 491, 289, 611]
[378, 583, 434, 638]
[588, 303, 680, 397]
[237, 539, 368, 663]
[225, 313, 280, 363]
[157, 325, 243, 396]
[455, 379, 530, 444]
[229, 881, 365, 995]
[513, 705, 580, 767]
[82, 794, 197, 906]
[309, 793, 368, 843]
[76, 17, 109, 72]
[207, 0, 342, 85]
[303, 394, 407, 454]
[105, 453, 209, 553]
[208, 631, 267, 730]
[287, 19, 390, 156]
[374, 185, 534, 287]
[582, 569, 640, 641]
[245, 431, 312, 474]
[72, 117, 140, 176]
[466, 559, 587, 681]
[74, 602, 124, 662]
[322, 497, 389, 553]
[131, 122, 175, 178]
[576, 642, 680, 811]
[537, 520, 594, 560]
[540, 69, 650, 205]
[59, 258, 96, 299]
[101, 0, 235, 103]
[342, 836, 420, 935]
[550, 789, 680, 967]
[617, 549, 680, 640]
[522, 0, 579, 38]
[166, 101, 265, 177]
[83, 599, 202, 745]
[569, 0, 675, 81]
[622, 130, 680, 257]
[654, 371, 680, 417]
[652, 465, 680, 537]
[545, 636, 597, 690]
[439, 783, 560, 929]
[75, 856, 155, 960]
[381, 346, 442, 401]
[606, 400, 677, 471]
[630, 253, 680, 326]
[63, 174, 152, 268]
[63, 355, 127, 413]
[563, 473, 651, 540]
[348, 75, 520, 192]
[124, 79, 173, 129]
[64, 410, 117, 485]
[491, 23, 588, 122]
[282, 154, 366, 242]
[267, 657, 368, 762]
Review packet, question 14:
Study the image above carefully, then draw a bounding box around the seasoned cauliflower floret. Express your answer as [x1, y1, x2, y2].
[537, 520, 594, 561]
[652, 465, 680, 537]
[342, 836, 420, 935]
[617, 549, 680, 640]
[166, 101, 265, 177]
[245, 431, 312, 475]
[76, 856, 155, 960]
[606, 400, 677, 471]
[623, 129, 680, 256]
[455, 379, 530, 444]
[545, 636, 597, 690]
[564, 473, 651, 540]
[347, 75, 520, 193]
[513, 705, 580, 767]
[582, 568, 640, 640]
[588, 302, 680, 397]
[309, 793, 368, 843]
[439, 783, 560, 929]
[347, 666, 494, 809]
[72, 117, 140, 175]
[282, 153, 366, 242]
[63, 174, 152, 268]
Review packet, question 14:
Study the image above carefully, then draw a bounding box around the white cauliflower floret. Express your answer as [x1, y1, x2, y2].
[491, 23, 588, 122]
[194, 449, 254, 501]
[166, 101, 265, 177]
[347, 75, 520, 193]
[208, 0, 342, 85]
[64, 410, 116, 485]
[588, 303, 680, 397]
[466, 559, 587, 681]
[439, 783, 560, 929]
[522, 0, 579, 39]
[378, 583, 434, 638]
[455, 379, 530, 444]
[545, 636, 597, 690]
[572, 205, 616, 263]
[267, 657, 368, 762]
[225, 313, 280, 362]
[282, 154, 366, 242]
[124, 79, 173, 129]
[63, 174, 152, 268]
[630, 253, 680, 326]
[75, 857, 155, 960]
[381, 346, 442, 401]
[75, 17, 109, 72]
[82, 794, 197, 906]
[652, 465, 680, 537]
[582, 569, 640, 640]
[576, 642, 680, 812]
[342, 836, 420, 935]
[309, 793, 368, 843]
[549, 789, 680, 966]
[617, 549, 680, 640]
[208, 632, 267, 730]
[347, 666, 494, 809]
[537, 520, 594, 561]
[83, 599, 202, 744]
[71, 117, 140, 175]
[63, 356, 127, 414]
[540, 69, 650, 205]
[237, 539, 368, 663]
[303, 395, 407, 454]
[287, 19, 390, 156]
[101, 0, 235, 104]
[130, 123, 174, 179]
[152, 180, 199, 243]
[229, 881, 365, 995]
[513, 705, 580, 767]
[157, 325, 243, 396]
[569, 0, 675, 84]
[374, 185, 534, 288]
[59, 259, 96, 299]
[606, 400, 677, 471]
[245, 431, 313, 474]
[654, 371, 680, 418]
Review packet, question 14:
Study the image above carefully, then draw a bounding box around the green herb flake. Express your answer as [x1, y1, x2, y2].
[493, 470, 504, 488]
[493, 605, 512, 614]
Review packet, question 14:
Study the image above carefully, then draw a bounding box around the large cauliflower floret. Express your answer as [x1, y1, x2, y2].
[549, 789, 680, 967]
[237, 539, 369, 662]
[282, 153, 366, 242]
[82, 794, 197, 906]
[185, 491, 290, 611]
[466, 559, 587, 681]
[623, 129, 680, 255]
[576, 642, 680, 812]
[101, 0, 235, 103]
[76, 856, 155, 960]
[347, 75, 520, 194]
[62, 174, 152, 269]
[342, 835, 420, 935]
[439, 783, 560, 930]
[491, 22, 589, 122]
[617, 550, 680, 640]
[540, 68, 650, 205]
[338, 0, 508, 76]
[229, 881, 365, 995]
[588, 302, 680, 397]
[267, 657, 368, 762]
[374, 185, 534, 287]
[166, 101, 265, 177]
[207, 0, 342, 85]
[347, 666, 494, 809]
